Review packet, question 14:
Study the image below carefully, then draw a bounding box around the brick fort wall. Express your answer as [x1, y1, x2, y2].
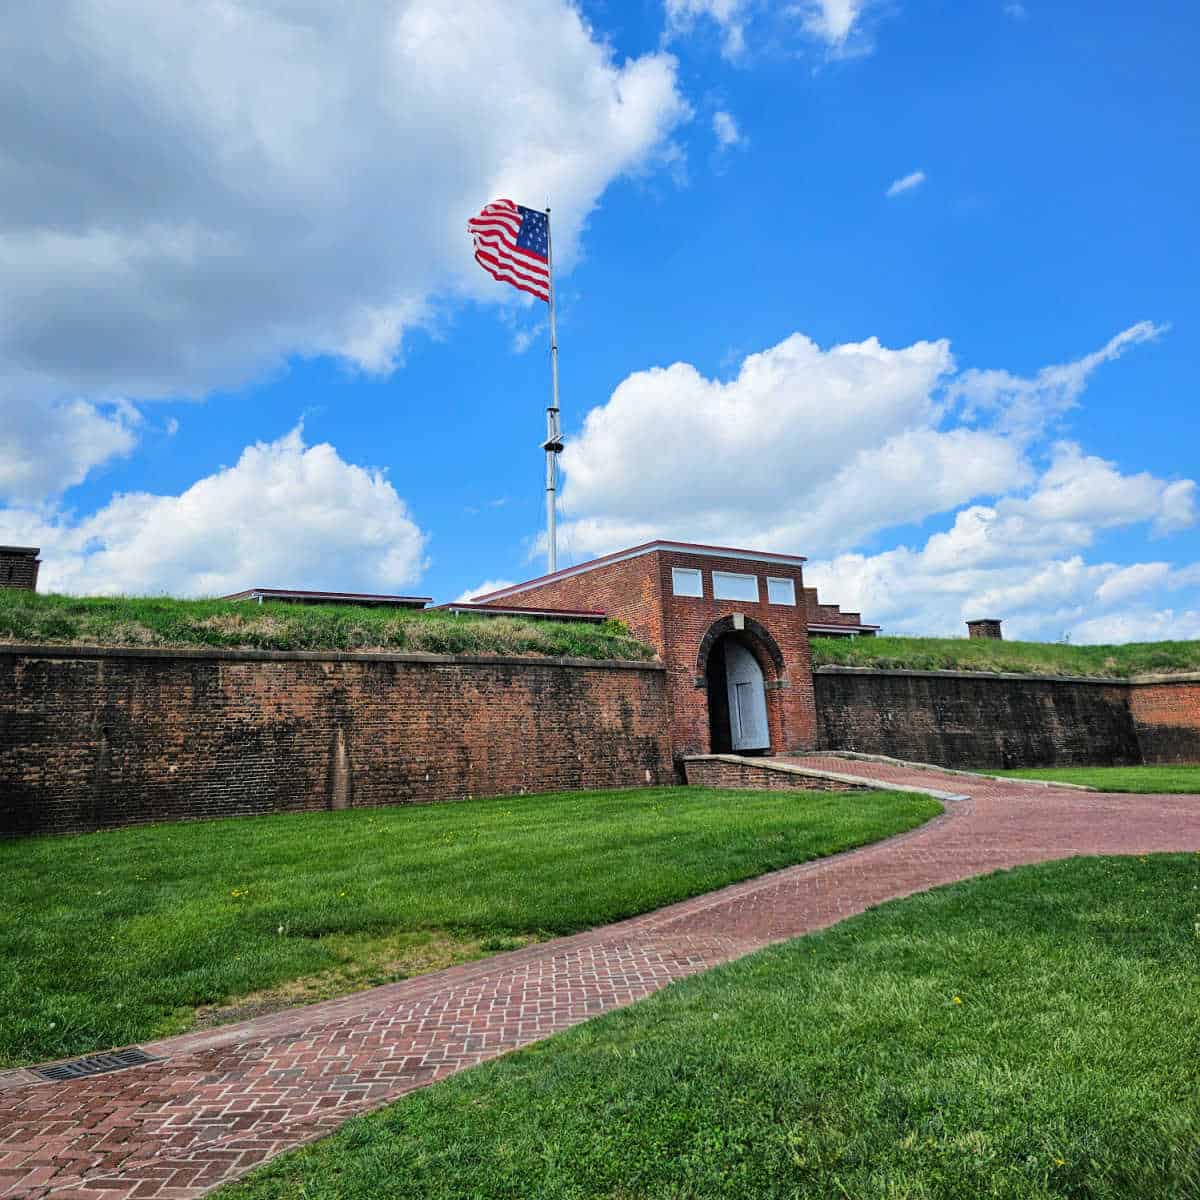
[0, 645, 672, 837]
[813, 666, 1143, 769]
[1128, 675, 1200, 763]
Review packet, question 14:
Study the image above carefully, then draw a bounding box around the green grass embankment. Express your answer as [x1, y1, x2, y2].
[810, 633, 1200, 678]
[0, 590, 654, 660]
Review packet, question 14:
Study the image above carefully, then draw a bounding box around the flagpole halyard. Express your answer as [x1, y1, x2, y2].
[543, 205, 561, 575]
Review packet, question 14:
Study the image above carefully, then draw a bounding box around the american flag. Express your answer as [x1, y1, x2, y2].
[467, 199, 551, 302]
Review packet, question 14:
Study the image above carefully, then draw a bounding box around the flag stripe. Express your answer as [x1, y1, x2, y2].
[473, 245, 549, 292]
[469, 229, 548, 273]
[467, 198, 550, 303]
[474, 250, 550, 301]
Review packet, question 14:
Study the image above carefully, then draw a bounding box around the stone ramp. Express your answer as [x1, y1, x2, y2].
[4, 768, 1199, 1199]
[682, 752, 970, 802]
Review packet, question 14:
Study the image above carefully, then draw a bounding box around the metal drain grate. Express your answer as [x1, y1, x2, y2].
[33, 1047, 158, 1082]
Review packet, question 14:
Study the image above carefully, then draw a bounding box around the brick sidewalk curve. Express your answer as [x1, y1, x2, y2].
[3, 758, 1199, 1199]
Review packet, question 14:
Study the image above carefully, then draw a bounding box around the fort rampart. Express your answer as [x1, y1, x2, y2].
[0, 645, 671, 837]
[814, 667, 1200, 769]
[3, 647, 1198, 836]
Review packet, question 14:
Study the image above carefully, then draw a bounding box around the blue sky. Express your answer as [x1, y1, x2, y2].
[2, 0, 1197, 640]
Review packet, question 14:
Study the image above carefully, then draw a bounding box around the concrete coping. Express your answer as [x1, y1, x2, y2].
[813, 664, 1200, 686]
[682, 753, 970, 804]
[788, 750, 1100, 791]
[0, 642, 664, 672]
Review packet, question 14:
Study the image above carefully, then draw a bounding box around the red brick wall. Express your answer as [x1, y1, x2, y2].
[654, 550, 817, 757]
[0, 646, 672, 837]
[480, 548, 819, 759]
[477, 554, 666, 651]
[682, 756, 865, 792]
[814, 667, 1158, 769]
[1129, 677, 1200, 763]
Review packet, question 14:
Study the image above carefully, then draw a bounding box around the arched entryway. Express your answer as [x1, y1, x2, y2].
[697, 617, 785, 755]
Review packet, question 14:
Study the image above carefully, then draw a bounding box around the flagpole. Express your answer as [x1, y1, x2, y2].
[543, 206, 562, 574]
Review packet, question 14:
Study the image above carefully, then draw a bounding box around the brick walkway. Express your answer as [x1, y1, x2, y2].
[3, 759, 1199, 1199]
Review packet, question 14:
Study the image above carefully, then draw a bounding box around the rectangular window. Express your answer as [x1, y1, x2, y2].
[671, 567, 703, 598]
[766, 576, 796, 606]
[712, 571, 759, 602]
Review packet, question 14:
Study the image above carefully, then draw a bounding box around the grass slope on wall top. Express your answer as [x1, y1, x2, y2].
[810, 633, 1200, 678]
[0, 590, 654, 661]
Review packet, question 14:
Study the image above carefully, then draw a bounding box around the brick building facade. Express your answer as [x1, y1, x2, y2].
[470, 541, 877, 760]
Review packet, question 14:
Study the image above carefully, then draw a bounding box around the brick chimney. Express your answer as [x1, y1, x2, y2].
[966, 618, 1002, 640]
[0, 546, 41, 592]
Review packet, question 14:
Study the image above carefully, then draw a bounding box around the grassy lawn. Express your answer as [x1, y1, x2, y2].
[221, 855, 1200, 1200]
[810, 632, 1200, 678]
[991, 765, 1200, 793]
[0, 590, 654, 660]
[0, 786, 939, 1069]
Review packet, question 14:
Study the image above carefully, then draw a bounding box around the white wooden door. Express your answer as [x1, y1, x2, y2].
[724, 640, 770, 751]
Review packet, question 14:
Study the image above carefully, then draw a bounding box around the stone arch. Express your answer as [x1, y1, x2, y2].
[695, 615, 785, 681]
[697, 616, 788, 756]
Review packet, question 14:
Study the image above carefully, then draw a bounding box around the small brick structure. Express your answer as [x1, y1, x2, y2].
[0, 646, 671, 837]
[966, 618, 1003, 640]
[0, 546, 40, 592]
[472, 541, 877, 763]
[682, 755, 868, 792]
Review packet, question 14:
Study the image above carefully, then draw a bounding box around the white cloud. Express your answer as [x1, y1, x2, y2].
[454, 579, 518, 603]
[804, 548, 1200, 645]
[1004, 3, 1028, 20]
[803, 440, 1197, 641]
[0, 396, 140, 503]
[917, 445, 1197, 573]
[664, 0, 750, 58]
[797, 0, 869, 48]
[886, 169, 927, 198]
[948, 320, 1168, 438]
[712, 110, 747, 150]
[0, 0, 688, 420]
[1069, 608, 1200, 644]
[0, 428, 427, 597]
[1094, 562, 1172, 606]
[556, 331, 986, 557]
[665, 0, 877, 58]
[545, 323, 1196, 642]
